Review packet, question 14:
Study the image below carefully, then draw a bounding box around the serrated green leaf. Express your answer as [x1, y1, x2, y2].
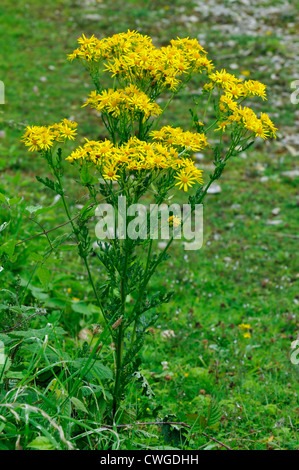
[207, 399, 222, 427]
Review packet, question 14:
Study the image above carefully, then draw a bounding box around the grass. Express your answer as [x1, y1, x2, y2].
[0, 0, 298, 450]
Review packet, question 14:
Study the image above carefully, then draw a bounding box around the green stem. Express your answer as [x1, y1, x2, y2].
[112, 234, 129, 417]
[129, 238, 153, 350]
[152, 93, 175, 131]
[202, 89, 213, 124]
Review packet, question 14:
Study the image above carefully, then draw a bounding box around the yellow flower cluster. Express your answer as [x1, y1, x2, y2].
[211, 69, 276, 139]
[68, 30, 214, 91]
[22, 119, 78, 152]
[83, 84, 162, 121]
[150, 126, 209, 151]
[206, 69, 267, 100]
[67, 31, 153, 63]
[217, 104, 277, 139]
[66, 136, 203, 191]
[22, 31, 277, 199]
[238, 323, 251, 330]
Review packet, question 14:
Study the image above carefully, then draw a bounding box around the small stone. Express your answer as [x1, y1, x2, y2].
[40, 76, 47, 82]
[158, 241, 167, 249]
[255, 164, 265, 172]
[84, 14, 102, 21]
[271, 207, 280, 216]
[0, 130, 5, 139]
[282, 170, 299, 179]
[194, 152, 204, 161]
[285, 145, 298, 157]
[266, 219, 283, 225]
[207, 183, 221, 194]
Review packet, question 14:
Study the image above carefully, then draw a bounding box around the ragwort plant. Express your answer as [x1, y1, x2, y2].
[21, 31, 277, 419]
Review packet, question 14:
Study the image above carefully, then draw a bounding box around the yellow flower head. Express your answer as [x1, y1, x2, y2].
[174, 168, 197, 192]
[168, 215, 181, 228]
[238, 323, 252, 330]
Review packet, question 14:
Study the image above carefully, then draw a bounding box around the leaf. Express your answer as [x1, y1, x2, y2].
[30, 252, 44, 262]
[241, 140, 254, 152]
[71, 359, 113, 381]
[25, 204, 43, 214]
[0, 357, 12, 384]
[91, 361, 113, 381]
[51, 233, 72, 249]
[0, 222, 9, 233]
[37, 266, 51, 288]
[8, 325, 66, 340]
[80, 163, 93, 185]
[59, 244, 78, 251]
[30, 286, 49, 301]
[5, 371, 26, 379]
[36, 176, 63, 195]
[8, 196, 23, 206]
[71, 302, 93, 316]
[161, 414, 187, 447]
[198, 416, 208, 429]
[185, 413, 202, 431]
[203, 443, 218, 450]
[207, 399, 222, 427]
[45, 297, 68, 309]
[0, 240, 15, 258]
[28, 436, 56, 450]
[0, 193, 8, 203]
[71, 397, 88, 413]
[133, 371, 155, 399]
[80, 384, 112, 401]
